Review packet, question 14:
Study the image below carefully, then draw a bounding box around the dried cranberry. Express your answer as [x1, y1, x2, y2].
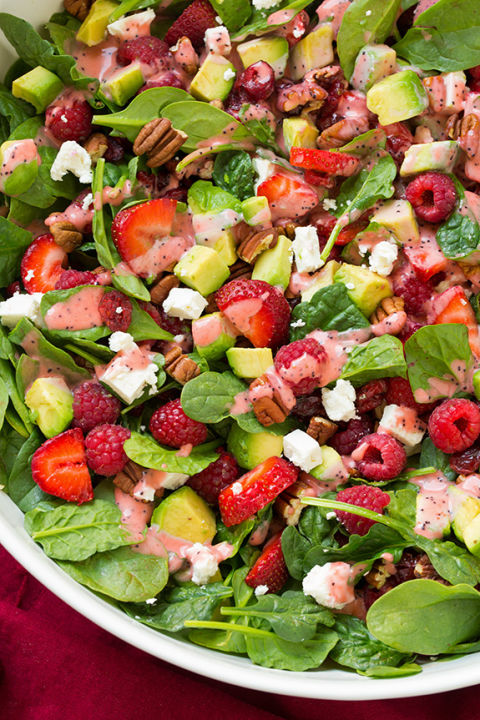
[330, 416, 374, 455]
[356, 380, 387, 413]
[104, 137, 125, 163]
[450, 443, 480, 474]
[292, 392, 324, 422]
[224, 90, 247, 121]
[382, 122, 414, 167]
[240, 61, 275, 101]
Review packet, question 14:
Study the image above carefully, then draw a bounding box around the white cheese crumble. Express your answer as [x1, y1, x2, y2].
[283, 429, 323, 473]
[254, 585, 269, 596]
[99, 345, 158, 405]
[303, 562, 354, 609]
[50, 141, 92, 184]
[108, 331, 135, 352]
[163, 288, 208, 320]
[231, 481, 243, 496]
[159, 472, 189, 490]
[81, 192, 93, 211]
[290, 318, 306, 328]
[204, 26, 231, 56]
[145, 597, 157, 605]
[292, 225, 324, 273]
[107, 9, 155, 38]
[223, 67, 236, 81]
[252, 0, 280, 9]
[379, 404, 426, 447]
[322, 379, 357, 422]
[0, 292, 43, 328]
[368, 240, 398, 277]
[252, 157, 274, 192]
[184, 543, 219, 585]
[323, 198, 337, 211]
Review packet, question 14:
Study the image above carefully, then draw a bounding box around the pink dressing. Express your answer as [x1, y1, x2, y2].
[127, 235, 194, 277]
[222, 297, 264, 334]
[267, 8, 296, 25]
[114, 487, 153, 542]
[192, 313, 234, 347]
[371, 310, 407, 336]
[413, 359, 474, 404]
[288, 271, 318, 295]
[44, 286, 105, 331]
[326, 562, 356, 606]
[176, 443, 193, 457]
[20, 332, 83, 386]
[69, 37, 122, 83]
[315, 0, 350, 37]
[229, 390, 252, 416]
[0, 139, 41, 192]
[411, 472, 454, 539]
[277, 350, 326, 388]
[108, 11, 154, 40]
[192, 209, 241, 243]
[309, 327, 372, 385]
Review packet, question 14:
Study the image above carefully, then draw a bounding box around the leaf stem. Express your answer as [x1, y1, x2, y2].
[184, 620, 274, 639]
[301, 496, 405, 532]
[320, 219, 343, 262]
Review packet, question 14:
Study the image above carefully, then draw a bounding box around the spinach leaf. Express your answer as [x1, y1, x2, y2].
[367, 579, 480, 654]
[404, 324, 473, 403]
[0, 425, 24, 488]
[360, 664, 422, 678]
[109, 0, 159, 22]
[419, 437, 456, 482]
[336, 128, 387, 157]
[39, 287, 110, 343]
[239, 106, 283, 155]
[281, 506, 335, 580]
[17, 147, 79, 208]
[8, 116, 43, 141]
[243, 624, 338, 671]
[92, 159, 121, 268]
[187, 180, 242, 214]
[162, 101, 248, 152]
[180, 371, 246, 423]
[386, 485, 418, 527]
[124, 431, 219, 474]
[340, 335, 407, 386]
[0, 375, 9, 433]
[0, 85, 35, 133]
[127, 297, 173, 341]
[6, 430, 45, 512]
[337, 0, 401, 80]
[0, 358, 33, 434]
[290, 283, 369, 341]
[230, 0, 312, 40]
[0, 216, 33, 286]
[215, 516, 256, 555]
[331, 615, 411, 672]
[415, 536, 480, 586]
[212, 150, 255, 201]
[112, 273, 151, 302]
[209, 0, 252, 31]
[436, 213, 480, 260]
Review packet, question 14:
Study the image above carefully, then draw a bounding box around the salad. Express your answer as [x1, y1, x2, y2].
[1, 0, 480, 679]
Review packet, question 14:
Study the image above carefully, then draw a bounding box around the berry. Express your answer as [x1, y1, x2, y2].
[393, 266, 433, 315]
[149, 398, 208, 448]
[336, 485, 391, 536]
[398, 318, 423, 344]
[45, 100, 93, 143]
[139, 73, 185, 92]
[6, 281, 20, 297]
[385, 377, 436, 415]
[469, 65, 480, 80]
[428, 399, 480, 454]
[219, 457, 298, 526]
[117, 36, 171, 67]
[290, 147, 360, 176]
[73, 381, 121, 433]
[303, 170, 335, 188]
[187, 448, 239, 505]
[21, 234, 66, 293]
[352, 433, 406, 481]
[215, 278, 290, 349]
[292, 392, 324, 421]
[450, 443, 480, 474]
[330, 416, 374, 455]
[381, 122, 413, 166]
[274, 338, 327, 395]
[431, 285, 480, 356]
[85, 424, 131, 476]
[55, 269, 97, 290]
[245, 533, 289, 594]
[257, 173, 319, 221]
[103, 137, 125, 163]
[240, 61, 275, 101]
[356, 379, 387, 413]
[405, 172, 456, 223]
[98, 290, 132, 332]
[164, 0, 217, 50]
[31, 428, 92, 504]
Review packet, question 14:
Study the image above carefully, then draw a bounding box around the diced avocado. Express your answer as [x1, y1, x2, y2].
[0, 140, 39, 196]
[366, 70, 428, 125]
[241, 196, 271, 226]
[227, 423, 283, 470]
[341, 225, 393, 265]
[423, 71, 467, 115]
[192, 312, 236, 361]
[174, 245, 230, 296]
[416, 490, 450, 538]
[462, 514, 480, 556]
[76, 0, 119, 46]
[334, 265, 392, 317]
[450, 486, 480, 543]
[283, 117, 319, 154]
[310, 446, 346, 482]
[400, 140, 459, 176]
[372, 199, 420, 244]
[190, 54, 236, 102]
[237, 36, 289, 80]
[251, 234, 293, 290]
[473, 370, 480, 400]
[214, 230, 237, 266]
[12, 66, 63, 113]
[226, 347, 273, 379]
[101, 62, 144, 106]
[300, 260, 340, 302]
[25, 377, 73, 439]
[351, 44, 397, 93]
[290, 24, 334, 81]
[151, 486, 216, 543]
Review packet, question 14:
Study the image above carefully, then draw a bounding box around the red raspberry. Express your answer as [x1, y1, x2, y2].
[117, 36, 171, 67]
[73, 381, 121, 433]
[164, 0, 217, 50]
[85, 424, 130, 476]
[381, 122, 413, 167]
[274, 338, 327, 395]
[353, 433, 406, 481]
[428, 399, 480, 454]
[385, 377, 437, 415]
[103, 137, 125, 163]
[55, 269, 97, 290]
[356, 379, 387, 413]
[139, 73, 185, 92]
[336, 485, 391, 536]
[398, 319, 424, 344]
[450, 443, 480, 474]
[149, 398, 208, 448]
[98, 290, 132, 332]
[405, 172, 457, 223]
[393, 266, 433, 315]
[330, 416, 374, 455]
[187, 448, 239, 505]
[45, 100, 93, 143]
[240, 62, 275, 101]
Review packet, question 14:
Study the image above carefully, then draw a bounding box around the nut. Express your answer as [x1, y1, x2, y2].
[275, 473, 323, 525]
[306, 416, 338, 445]
[370, 295, 405, 325]
[237, 227, 279, 264]
[228, 259, 252, 282]
[204, 292, 218, 314]
[250, 374, 290, 427]
[133, 117, 187, 168]
[113, 461, 164, 501]
[83, 132, 108, 164]
[172, 37, 199, 75]
[64, 0, 92, 21]
[150, 274, 180, 305]
[50, 221, 83, 253]
[164, 344, 201, 384]
[365, 558, 393, 590]
[457, 113, 480, 158]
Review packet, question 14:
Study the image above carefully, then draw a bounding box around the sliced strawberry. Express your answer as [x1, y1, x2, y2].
[303, 169, 336, 188]
[257, 173, 318, 221]
[31, 428, 93, 504]
[219, 457, 297, 526]
[21, 234, 67, 293]
[290, 147, 360, 176]
[245, 533, 289, 594]
[164, 0, 217, 50]
[215, 278, 290, 348]
[111, 198, 177, 276]
[431, 285, 480, 356]
[404, 236, 447, 280]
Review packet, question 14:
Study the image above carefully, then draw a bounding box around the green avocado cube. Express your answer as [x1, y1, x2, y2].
[450, 486, 480, 543]
[400, 140, 459, 176]
[174, 245, 230, 296]
[241, 196, 271, 226]
[463, 514, 480, 556]
[190, 54, 236, 102]
[283, 117, 319, 154]
[301, 260, 340, 302]
[101, 63, 144, 106]
[12, 66, 64, 113]
[192, 312, 236, 361]
[252, 234, 293, 290]
[151, 486, 216, 544]
[213, 230, 238, 265]
[372, 199, 420, 244]
[25, 377, 73, 438]
[366, 70, 428, 125]
[473, 369, 480, 400]
[310, 446, 346, 482]
[237, 36, 289, 80]
[226, 347, 273, 379]
[290, 24, 334, 81]
[334, 264, 392, 317]
[76, 0, 120, 46]
[227, 423, 283, 470]
[351, 44, 397, 92]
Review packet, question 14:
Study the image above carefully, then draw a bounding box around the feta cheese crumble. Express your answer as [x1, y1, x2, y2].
[292, 226, 324, 273]
[379, 404, 426, 447]
[50, 141, 92, 184]
[0, 292, 43, 328]
[283, 429, 323, 472]
[109, 331, 135, 352]
[99, 343, 158, 404]
[204, 26, 231, 56]
[81, 192, 93, 211]
[368, 240, 398, 277]
[107, 9, 155, 39]
[254, 585, 269, 596]
[231, 481, 243, 496]
[163, 288, 208, 320]
[184, 543, 219, 585]
[252, 0, 280, 9]
[322, 379, 357, 422]
[252, 157, 273, 192]
[303, 562, 355, 609]
[323, 198, 337, 211]
[223, 67, 236, 81]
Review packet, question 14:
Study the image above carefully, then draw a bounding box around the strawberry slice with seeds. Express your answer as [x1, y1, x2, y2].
[31, 428, 93, 504]
[219, 457, 298, 526]
[431, 285, 480, 356]
[21, 234, 67, 293]
[257, 173, 318, 221]
[164, 0, 217, 50]
[245, 533, 289, 594]
[290, 147, 360, 176]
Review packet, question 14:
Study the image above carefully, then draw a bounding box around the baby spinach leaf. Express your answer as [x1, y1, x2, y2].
[0, 216, 33, 286]
[162, 101, 248, 152]
[209, 0, 252, 31]
[39, 287, 111, 342]
[336, 128, 387, 157]
[109, 0, 159, 22]
[415, 536, 480, 587]
[6, 429, 45, 511]
[386, 485, 418, 527]
[187, 180, 242, 214]
[181, 371, 246, 423]
[0, 376, 9, 433]
[8, 115, 43, 141]
[112, 273, 151, 302]
[239, 106, 283, 155]
[124, 431, 219, 474]
[436, 213, 480, 259]
[340, 335, 407, 386]
[230, 0, 312, 39]
[17, 147, 79, 208]
[331, 615, 411, 672]
[0, 85, 35, 133]
[244, 624, 338, 671]
[290, 283, 370, 341]
[0, 358, 33, 434]
[360, 664, 422, 678]
[0, 425, 24, 488]
[282, 506, 335, 580]
[127, 297, 173, 342]
[419, 438, 456, 482]
[215, 516, 256, 555]
[212, 150, 255, 201]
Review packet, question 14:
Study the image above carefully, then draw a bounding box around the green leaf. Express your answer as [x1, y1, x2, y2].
[127, 297, 173, 342]
[187, 180, 242, 214]
[215, 517, 256, 556]
[0, 85, 35, 133]
[0, 216, 33, 286]
[386, 485, 418, 527]
[16, 146, 79, 209]
[436, 213, 480, 259]
[244, 624, 338, 671]
[112, 273, 151, 302]
[230, 0, 312, 39]
[0, 358, 32, 434]
[7, 115, 43, 142]
[162, 100, 248, 152]
[290, 283, 370, 341]
[181, 371, 246, 423]
[0, 375, 10, 433]
[39, 287, 111, 343]
[331, 614, 411, 672]
[109, 0, 159, 22]
[415, 536, 480, 586]
[419, 438, 456, 482]
[239, 105, 283, 155]
[212, 150, 255, 201]
[360, 663, 422, 678]
[6, 429, 45, 511]
[124, 431, 220, 474]
[340, 335, 407, 386]
[282, 506, 336, 580]
[209, 0, 252, 31]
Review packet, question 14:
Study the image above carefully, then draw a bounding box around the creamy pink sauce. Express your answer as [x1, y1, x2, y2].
[413, 359, 474, 403]
[315, 0, 350, 37]
[115, 487, 153, 542]
[289, 271, 318, 295]
[371, 310, 407, 336]
[229, 390, 252, 416]
[267, 8, 296, 25]
[0, 139, 41, 192]
[44, 286, 105, 331]
[248, 366, 296, 412]
[69, 37, 123, 83]
[176, 443, 193, 457]
[128, 235, 194, 278]
[192, 209, 240, 243]
[222, 298, 264, 334]
[412, 472, 451, 539]
[97, 343, 154, 384]
[109, 11, 154, 40]
[325, 562, 356, 606]
[192, 314, 223, 347]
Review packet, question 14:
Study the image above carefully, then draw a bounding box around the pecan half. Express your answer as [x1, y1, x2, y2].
[228, 259, 252, 282]
[275, 473, 323, 526]
[64, 0, 92, 21]
[83, 132, 108, 164]
[237, 227, 279, 264]
[50, 221, 83, 253]
[114, 461, 164, 501]
[133, 118, 187, 168]
[457, 113, 480, 159]
[370, 295, 405, 324]
[150, 274, 180, 305]
[171, 36, 199, 75]
[164, 344, 201, 384]
[306, 416, 338, 445]
[250, 374, 290, 427]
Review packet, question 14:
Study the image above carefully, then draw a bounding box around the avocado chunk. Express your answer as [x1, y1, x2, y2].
[251, 234, 293, 290]
[283, 117, 319, 154]
[416, 490, 451, 538]
[290, 24, 334, 81]
[237, 36, 289, 80]
[400, 140, 459, 176]
[310, 446, 347, 483]
[366, 70, 428, 125]
[241, 196, 271, 226]
[473, 370, 480, 400]
[0, 140, 40, 195]
[151, 486, 216, 544]
[190, 54, 236, 102]
[25, 377, 73, 438]
[227, 424, 283, 470]
[351, 44, 397, 93]
[301, 260, 340, 302]
[192, 312, 236, 361]
[214, 230, 237, 265]
[334, 265, 392, 317]
[371, 199, 420, 244]
[226, 347, 273, 379]
[12, 66, 64, 113]
[76, 0, 120, 46]
[101, 62, 144, 106]
[450, 487, 480, 543]
[174, 245, 230, 296]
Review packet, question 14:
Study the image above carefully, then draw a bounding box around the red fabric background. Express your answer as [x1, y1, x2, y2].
[1, 545, 479, 720]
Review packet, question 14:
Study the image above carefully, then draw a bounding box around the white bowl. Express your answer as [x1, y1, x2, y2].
[2, 0, 480, 699]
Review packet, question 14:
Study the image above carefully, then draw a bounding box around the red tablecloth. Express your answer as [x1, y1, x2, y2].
[0, 545, 478, 720]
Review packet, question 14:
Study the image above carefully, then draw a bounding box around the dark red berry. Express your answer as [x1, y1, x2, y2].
[6, 281, 20, 297]
[55, 269, 97, 290]
[330, 416, 374, 456]
[139, 73, 185, 92]
[381, 122, 413, 167]
[274, 338, 327, 395]
[405, 172, 457, 223]
[187, 448, 239, 505]
[149, 398, 208, 448]
[393, 265, 433, 315]
[85, 424, 130, 476]
[240, 61, 275, 101]
[450, 442, 480, 474]
[292, 392, 324, 422]
[356, 380, 387, 413]
[104, 137, 125, 163]
[98, 290, 132, 332]
[73, 381, 121, 433]
[385, 377, 437, 415]
[428, 399, 480, 454]
[336, 485, 391, 536]
[398, 318, 424, 344]
[164, 0, 217, 50]
[352, 433, 406, 481]
[117, 36, 171, 67]
[45, 100, 93, 143]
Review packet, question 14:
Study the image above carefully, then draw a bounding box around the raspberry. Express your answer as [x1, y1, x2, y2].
[240, 62, 275, 101]
[73, 381, 121, 433]
[330, 416, 374, 455]
[385, 377, 437, 415]
[187, 448, 239, 505]
[164, 0, 217, 50]
[139, 73, 185, 92]
[98, 290, 132, 332]
[336, 485, 391, 536]
[85, 424, 130, 476]
[352, 433, 406, 481]
[149, 398, 208, 448]
[55, 269, 97, 290]
[428, 399, 480, 454]
[274, 338, 327, 395]
[469, 65, 480, 80]
[398, 319, 424, 344]
[104, 137, 125, 163]
[45, 100, 93, 143]
[382, 122, 413, 167]
[117, 36, 171, 67]
[356, 379, 387, 413]
[405, 172, 457, 223]
[393, 266, 433, 315]
[450, 442, 480, 474]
